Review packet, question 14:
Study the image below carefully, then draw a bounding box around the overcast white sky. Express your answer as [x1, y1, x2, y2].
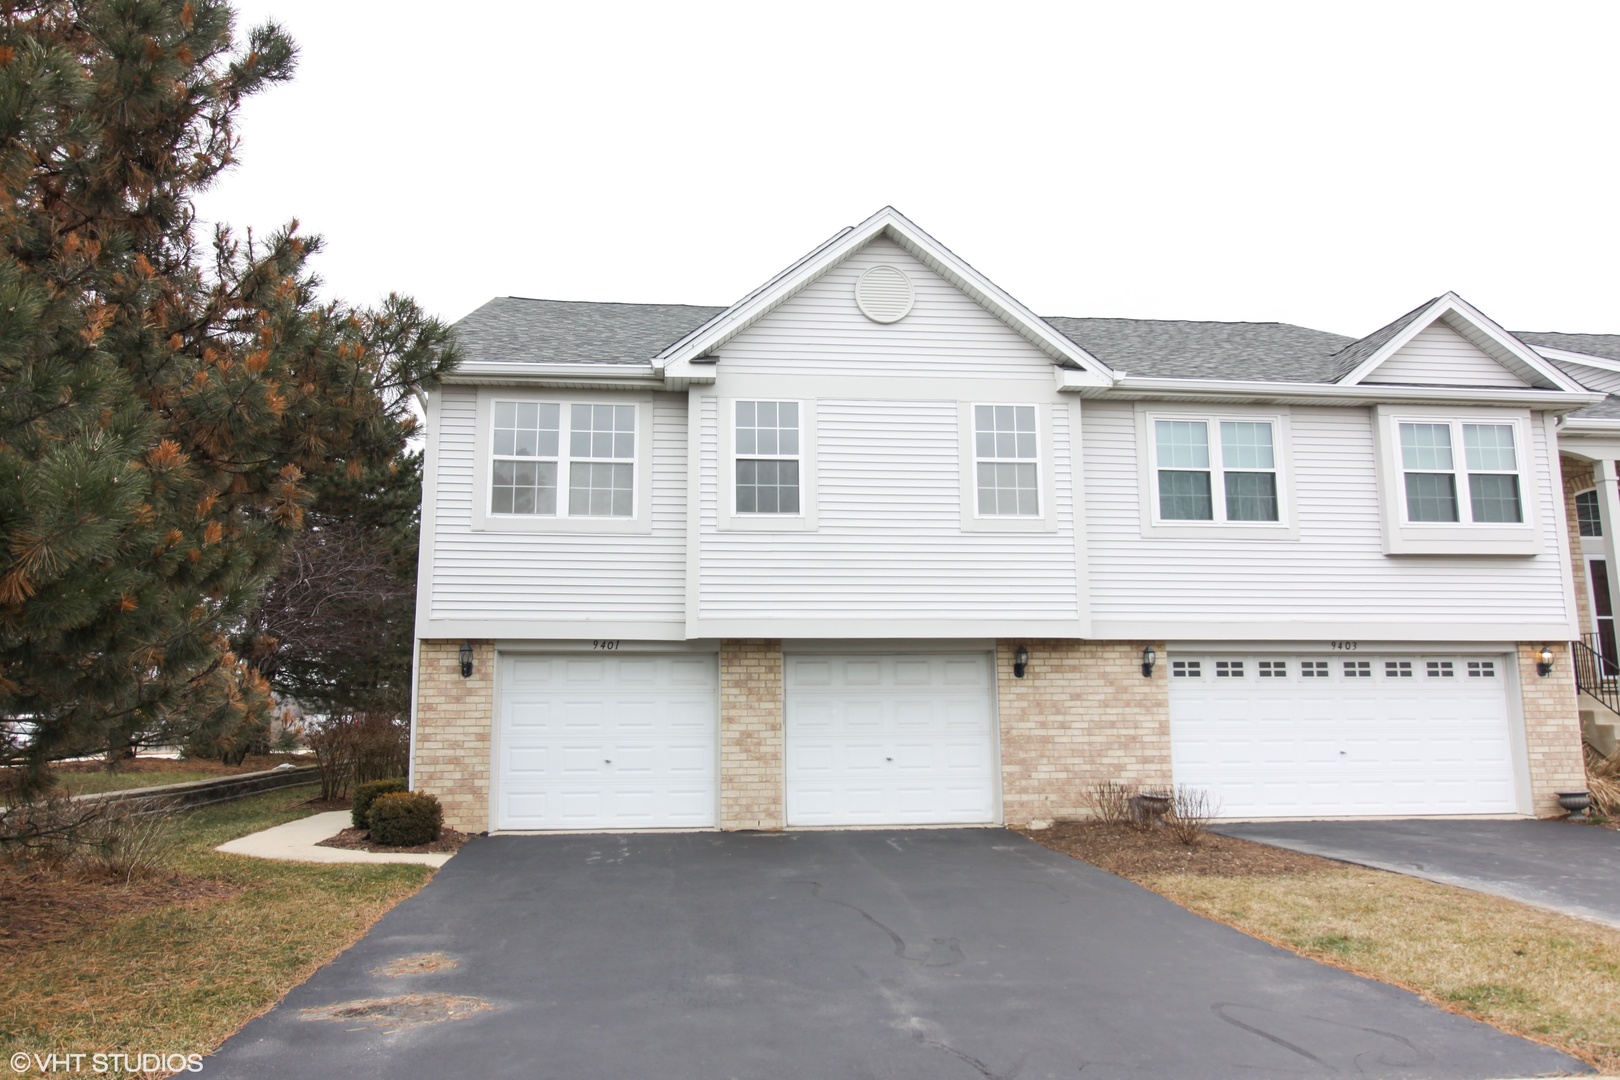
[194, 1, 1619, 340]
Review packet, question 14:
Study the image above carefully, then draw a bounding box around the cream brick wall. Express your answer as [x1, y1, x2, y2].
[412, 639, 493, 834]
[719, 639, 784, 830]
[1516, 641, 1587, 816]
[1561, 455, 1594, 637]
[997, 639, 1171, 825]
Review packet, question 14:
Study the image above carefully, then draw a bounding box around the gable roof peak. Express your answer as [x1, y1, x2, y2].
[656, 207, 1116, 384]
[1333, 292, 1584, 392]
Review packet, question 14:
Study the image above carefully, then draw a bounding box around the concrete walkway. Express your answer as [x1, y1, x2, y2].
[215, 810, 453, 867]
[1216, 819, 1620, 928]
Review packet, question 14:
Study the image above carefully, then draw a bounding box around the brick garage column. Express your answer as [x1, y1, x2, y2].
[1516, 642, 1586, 817]
[719, 639, 784, 830]
[412, 639, 493, 834]
[997, 639, 1170, 826]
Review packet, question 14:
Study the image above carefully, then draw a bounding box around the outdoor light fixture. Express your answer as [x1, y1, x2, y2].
[1536, 645, 1554, 678]
[1142, 645, 1156, 678]
[1013, 645, 1029, 679]
[459, 642, 474, 679]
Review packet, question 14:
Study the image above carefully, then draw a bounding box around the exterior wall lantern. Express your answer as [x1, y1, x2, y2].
[1142, 645, 1156, 678]
[1013, 645, 1029, 679]
[459, 642, 474, 679]
[1536, 645, 1554, 678]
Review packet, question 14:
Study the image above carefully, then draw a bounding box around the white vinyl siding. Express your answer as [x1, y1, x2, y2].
[696, 395, 1081, 624]
[426, 387, 688, 625]
[1085, 401, 1572, 633]
[1363, 323, 1529, 388]
[717, 237, 1059, 379]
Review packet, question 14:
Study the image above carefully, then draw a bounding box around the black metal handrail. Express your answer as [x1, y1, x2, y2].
[1572, 636, 1620, 717]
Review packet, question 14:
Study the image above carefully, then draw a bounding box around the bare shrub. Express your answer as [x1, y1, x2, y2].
[307, 716, 356, 800]
[1585, 742, 1620, 817]
[1165, 785, 1219, 846]
[1082, 780, 1134, 825]
[306, 711, 408, 801]
[0, 792, 183, 880]
[80, 798, 186, 881]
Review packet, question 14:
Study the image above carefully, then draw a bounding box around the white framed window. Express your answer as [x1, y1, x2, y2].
[1371, 406, 1538, 555]
[973, 404, 1039, 517]
[471, 391, 654, 534]
[735, 401, 801, 515]
[1397, 420, 1523, 525]
[1136, 406, 1295, 538]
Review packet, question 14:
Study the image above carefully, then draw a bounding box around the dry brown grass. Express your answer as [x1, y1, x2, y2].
[1586, 742, 1620, 817]
[1144, 867, 1620, 1074]
[0, 790, 433, 1078]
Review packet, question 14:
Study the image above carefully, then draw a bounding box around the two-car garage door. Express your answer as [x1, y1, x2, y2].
[1170, 652, 1521, 818]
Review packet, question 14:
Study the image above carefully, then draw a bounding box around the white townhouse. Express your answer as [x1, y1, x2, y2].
[410, 207, 1599, 835]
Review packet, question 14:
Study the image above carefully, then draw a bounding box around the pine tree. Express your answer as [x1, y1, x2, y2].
[0, 0, 458, 790]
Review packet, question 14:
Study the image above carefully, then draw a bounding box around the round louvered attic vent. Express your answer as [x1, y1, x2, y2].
[854, 265, 914, 324]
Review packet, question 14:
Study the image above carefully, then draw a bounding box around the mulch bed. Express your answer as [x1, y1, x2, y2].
[0, 865, 239, 953]
[1015, 821, 1340, 879]
[317, 826, 470, 855]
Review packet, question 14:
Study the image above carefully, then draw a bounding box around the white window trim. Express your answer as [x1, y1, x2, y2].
[1134, 403, 1298, 540]
[718, 397, 818, 532]
[958, 402, 1058, 533]
[470, 388, 654, 535]
[1371, 404, 1539, 555]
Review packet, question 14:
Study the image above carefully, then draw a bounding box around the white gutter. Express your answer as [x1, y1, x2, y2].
[440, 361, 712, 388]
[1063, 371, 1606, 411]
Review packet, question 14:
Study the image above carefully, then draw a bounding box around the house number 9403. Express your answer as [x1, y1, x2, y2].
[592, 640, 621, 651]
[1329, 641, 1358, 651]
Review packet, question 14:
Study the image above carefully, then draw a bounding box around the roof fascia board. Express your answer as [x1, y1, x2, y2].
[1536, 346, 1620, 374]
[442, 361, 696, 390]
[659, 207, 1115, 386]
[1338, 293, 1586, 392]
[1074, 372, 1605, 411]
[1559, 416, 1620, 433]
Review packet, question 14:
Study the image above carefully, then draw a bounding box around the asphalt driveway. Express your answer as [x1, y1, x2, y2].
[1216, 818, 1620, 928]
[204, 829, 1586, 1080]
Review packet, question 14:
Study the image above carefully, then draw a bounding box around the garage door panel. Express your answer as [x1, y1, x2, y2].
[785, 653, 997, 827]
[497, 654, 717, 831]
[1171, 651, 1517, 818]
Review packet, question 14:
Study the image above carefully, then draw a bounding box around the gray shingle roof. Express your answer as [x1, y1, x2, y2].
[451, 297, 1617, 398]
[454, 297, 724, 365]
[1515, 331, 1620, 363]
[1044, 317, 1354, 381]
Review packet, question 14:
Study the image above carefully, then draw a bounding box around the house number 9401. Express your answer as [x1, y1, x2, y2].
[1329, 641, 1358, 651]
[592, 640, 621, 651]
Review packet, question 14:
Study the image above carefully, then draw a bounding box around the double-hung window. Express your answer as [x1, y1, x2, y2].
[1397, 420, 1522, 524]
[488, 400, 637, 519]
[735, 401, 800, 515]
[1152, 418, 1280, 523]
[974, 405, 1039, 516]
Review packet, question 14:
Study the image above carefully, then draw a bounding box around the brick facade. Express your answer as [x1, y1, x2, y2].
[1515, 641, 1587, 816]
[412, 639, 493, 834]
[718, 639, 784, 830]
[1561, 455, 1595, 637]
[996, 639, 1171, 826]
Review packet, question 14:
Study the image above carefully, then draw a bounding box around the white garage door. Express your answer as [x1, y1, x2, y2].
[496, 652, 717, 830]
[1170, 652, 1519, 818]
[785, 653, 997, 826]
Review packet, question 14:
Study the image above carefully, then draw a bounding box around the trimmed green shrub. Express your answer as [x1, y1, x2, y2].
[368, 792, 443, 847]
[352, 777, 408, 830]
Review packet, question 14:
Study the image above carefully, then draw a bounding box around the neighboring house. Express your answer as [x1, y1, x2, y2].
[1515, 332, 1620, 757]
[411, 207, 1603, 835]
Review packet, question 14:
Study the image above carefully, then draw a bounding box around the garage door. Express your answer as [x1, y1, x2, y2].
[496, 652, 717, 830]
[1170, 652, 1519, 818]
[785, 653, 997, 826]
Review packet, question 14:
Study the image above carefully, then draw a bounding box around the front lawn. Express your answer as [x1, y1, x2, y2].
[1023, 822, 1620, 1074]
[0, 788, 434, 1076]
